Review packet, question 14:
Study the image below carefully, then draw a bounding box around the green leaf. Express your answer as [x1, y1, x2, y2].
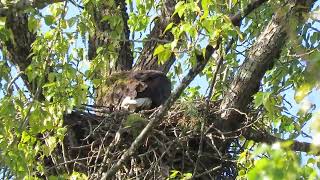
[169, 170, 179, 178]
[0, 17, 6, 27]
[28, 16, 39, 33]
[174, 1, 185, 17]
[157, 48, 171, 64]
[181, 23, 191, 34]
[164, 22, 174, 33]
[238, 169, 246, 176]
[46, 136, 57, 154]
[153, 44, 165, 56]
[295, 83, 312, 103]
[182, 172, 192, 179]
[44, 15, 55, 26]
[67, 17, 77, 28]
[201, 0, 209, 20]
[253, 92, 271, 108]
[174, 62, 182, 75]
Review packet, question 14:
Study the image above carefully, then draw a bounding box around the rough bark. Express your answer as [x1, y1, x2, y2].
[219, 0, 317, 131]
[88, 0, 133, 72]
[133, 0, 178, 74]
[2, 12, 36, 94]
[244, 128, 314, 153]
[114, 0, 133, 71]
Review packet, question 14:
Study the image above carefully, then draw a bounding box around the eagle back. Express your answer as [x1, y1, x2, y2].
[96, 70, 171, 111]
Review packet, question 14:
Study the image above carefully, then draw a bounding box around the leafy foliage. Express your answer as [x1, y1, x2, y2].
[0, 0, 319, 179]
[238, 143, 320, 179]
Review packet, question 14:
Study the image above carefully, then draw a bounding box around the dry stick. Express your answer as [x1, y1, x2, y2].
[193, 39, 233, 177]
[101, 0, 269, 178]
[192, 115, 205, 177]
[195, 165, 222, 178]
[206, 38, 235, 103]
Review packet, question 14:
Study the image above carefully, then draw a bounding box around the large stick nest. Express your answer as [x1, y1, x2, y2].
[44, 100, 246, 179]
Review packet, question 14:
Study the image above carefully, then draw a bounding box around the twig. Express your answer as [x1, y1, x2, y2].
[6, 71, 24, 96]
[61, 142, 70, 174]
[194, 165, 222, 178]
[192, 117, 205, 177]
[206, 38, 235, 102]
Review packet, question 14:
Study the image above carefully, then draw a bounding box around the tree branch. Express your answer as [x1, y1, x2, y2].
[230, 0, 268, 26]
[206, 38, 235, 102]
[243, 128, 315, 153]
[3, 12, 36, 94]
[219, 0, 317, 131]
[133, 0, 178, 73]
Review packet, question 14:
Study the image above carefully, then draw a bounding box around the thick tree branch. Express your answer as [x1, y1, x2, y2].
[2, 12, 36, 94]
[244, 128, 315, 153]
[219, 0, 317, 131]
[133, 0, 178, 73]
[88, 0, 133, 73]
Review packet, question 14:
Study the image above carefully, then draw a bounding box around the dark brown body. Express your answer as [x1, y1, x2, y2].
[130, 70, 171, 108]
[96, 70, 171, 110]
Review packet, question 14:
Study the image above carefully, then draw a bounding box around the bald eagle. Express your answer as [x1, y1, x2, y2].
[96, 70, 171, 112]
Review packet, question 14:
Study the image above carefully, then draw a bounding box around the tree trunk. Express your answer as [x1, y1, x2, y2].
[219, 0, 316, 132]
[88, 0, 133, 73]
[3, 12, 36, 94]
[133, 0, 178, 74]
